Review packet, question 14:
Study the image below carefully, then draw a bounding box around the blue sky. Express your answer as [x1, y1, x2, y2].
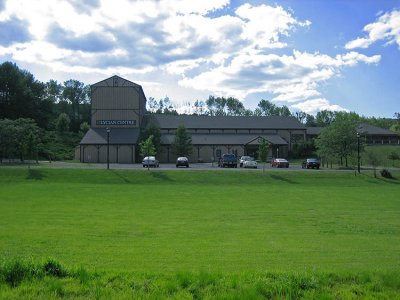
[0, 0, 399, 117]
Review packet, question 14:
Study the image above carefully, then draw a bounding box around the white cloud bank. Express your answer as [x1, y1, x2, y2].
[345, 9, 400, 49]
[0, 0, 382, 114]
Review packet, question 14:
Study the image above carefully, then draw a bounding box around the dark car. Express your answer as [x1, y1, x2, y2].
[176, 157, 189, 168]
[218, 154, 238, 168]
[302, 158, 320, 169]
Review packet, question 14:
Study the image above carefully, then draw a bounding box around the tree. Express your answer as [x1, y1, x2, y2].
[193, 100, 206, 115]
[172, 125, 192, 157]
[226, 97, 245, 116]
[256, 100, 292, 117]
[79, 122, 90, 138]
[315, 113, 362, 167]
[388, 152, 399, 167]
[139, 135, 156, 170]
[305, 114, 316, 126]
[62, 79, 89, 131]
[0, 62, 51, 129]
[0, 118, 40, 162]
[139, 123, 162, 155]
[295, 111, 307, 123]
[315, 110, 336, 127]
[56, 113, 71, 133]
[257, 138, 270, 172]
[365, 149, 381, 178]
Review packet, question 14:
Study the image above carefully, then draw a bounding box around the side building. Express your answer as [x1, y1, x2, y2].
[145, 114, 306, 163]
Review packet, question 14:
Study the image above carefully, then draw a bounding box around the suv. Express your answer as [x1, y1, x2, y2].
[302, 158, 320, 169]
[218, 154, 238, 168]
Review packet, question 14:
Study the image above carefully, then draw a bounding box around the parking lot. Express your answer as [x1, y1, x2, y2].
[29, 161, 318, 171]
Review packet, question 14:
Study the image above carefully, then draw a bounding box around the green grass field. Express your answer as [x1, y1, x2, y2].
[1, 167, 399, 298]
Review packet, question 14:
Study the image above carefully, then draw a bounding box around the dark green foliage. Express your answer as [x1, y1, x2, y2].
[256, 99, 291, 116]
[0, 62, 51, 129]
[43, 258, 66, 278]
[388, 151, 400, 167]
[171, 125, 192, 156]
[380, 169, 393, 179]
[56, 113, 70, 132]
[0, 118, 41, 161]
[316, 112, 362, 167]
[290, 140, 316, 158]
[139, 135, 156, 159]
[138, 123, 162, 155]
[62, 79, 90, 132]
[1, 260, 32, 287]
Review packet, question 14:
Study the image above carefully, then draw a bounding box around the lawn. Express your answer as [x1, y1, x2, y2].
[0, 167, 399, 298]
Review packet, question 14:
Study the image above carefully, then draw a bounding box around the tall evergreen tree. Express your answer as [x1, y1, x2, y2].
[172, 125, 192, 157]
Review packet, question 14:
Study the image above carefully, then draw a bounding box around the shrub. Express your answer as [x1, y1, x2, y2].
[1, 259, 31, 287]
[42, 259, 67, 277]
[380, 169, 393, 179]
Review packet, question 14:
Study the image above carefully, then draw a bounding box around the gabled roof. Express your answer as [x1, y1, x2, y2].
[146, 114, 305, 130]
[359, 123, 399, 136]
[91, 75, 146, 99]
[161, 134, 287, 145]
[80, 128, 140, 145]
[92, 75, 139, 88]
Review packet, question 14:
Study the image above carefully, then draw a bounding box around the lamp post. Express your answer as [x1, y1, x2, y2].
[106, 127, 110, 170]
[357, 132, 360, 173]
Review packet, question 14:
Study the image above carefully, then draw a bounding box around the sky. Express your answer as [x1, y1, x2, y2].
[0, 0, 399, 117]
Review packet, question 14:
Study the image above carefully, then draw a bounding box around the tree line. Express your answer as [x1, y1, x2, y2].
[0, 62, 91, 161]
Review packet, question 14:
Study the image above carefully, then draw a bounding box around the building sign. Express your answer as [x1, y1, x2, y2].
[96, 120, 136, 126]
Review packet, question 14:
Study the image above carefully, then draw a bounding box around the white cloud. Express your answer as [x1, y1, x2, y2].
[291, 98, 349, 115]
[0, 0, 384, 115]
[179, 50, 380, 105]
[345, 9, 400, 49]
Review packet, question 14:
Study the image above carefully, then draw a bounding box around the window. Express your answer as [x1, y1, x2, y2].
[216, 149, 222, 158]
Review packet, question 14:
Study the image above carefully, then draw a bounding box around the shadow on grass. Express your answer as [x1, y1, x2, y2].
[149, 171, 174, 182]
[111, 171, 131, 183]
[26, 169, 45, 180]
[270, 174, 298, 184]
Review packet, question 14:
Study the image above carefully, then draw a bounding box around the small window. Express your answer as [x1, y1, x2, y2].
[216, 149, 222, 158]
[113, 78, 119, 87]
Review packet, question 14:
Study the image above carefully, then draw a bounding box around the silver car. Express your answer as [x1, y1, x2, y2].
[243, 157, 258, 169]
[142, 156, 159, 168]
[239, 156, 252, 167]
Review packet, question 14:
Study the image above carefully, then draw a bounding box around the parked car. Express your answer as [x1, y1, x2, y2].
[243, 157, 257, 169]
[176, 157, 189, 168]
[271, 158, 289, 168]
[239, 156, 252, 167]
[302, 158, 320, 169]
[218, 154, 238, 168]
[142, 156, 159, 168]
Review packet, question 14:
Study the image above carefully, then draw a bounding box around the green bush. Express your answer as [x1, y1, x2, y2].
[43, 258, 67, 278]
[1, 259, 32, 287]
[380, 169, 393, 179]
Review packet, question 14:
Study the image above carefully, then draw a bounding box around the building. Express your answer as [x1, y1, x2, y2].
[79, 76, 400, 163]
[146, 114, 306, 163]
[306, 124, 400, 145]
[79, 76, 146, 163]
[79, 75, 307, 163]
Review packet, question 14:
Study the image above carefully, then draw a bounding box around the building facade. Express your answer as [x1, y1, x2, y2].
[79, 76, 146, 163]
